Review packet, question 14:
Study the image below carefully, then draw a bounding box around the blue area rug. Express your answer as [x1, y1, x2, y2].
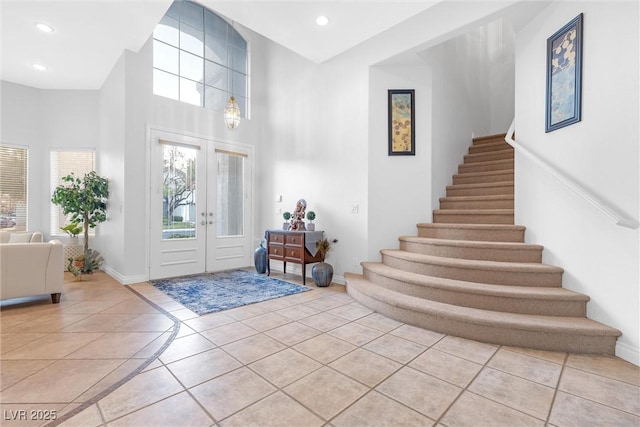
[151, 270, 310, 316]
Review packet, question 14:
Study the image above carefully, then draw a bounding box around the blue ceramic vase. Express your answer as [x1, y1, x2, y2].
[254, 242, 267, 274]
[312, 262, 333, 287]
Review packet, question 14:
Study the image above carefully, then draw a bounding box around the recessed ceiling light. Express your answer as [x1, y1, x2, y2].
[316, 16, 329, 26]
[35, 22, 55, 33]
[32, 63, 48, 71]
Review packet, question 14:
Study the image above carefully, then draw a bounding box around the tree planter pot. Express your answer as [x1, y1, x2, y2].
[312, 262, 333, 287]
[64, 242, 84, 271]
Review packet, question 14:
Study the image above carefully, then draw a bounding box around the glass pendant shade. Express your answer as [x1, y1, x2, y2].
[224, 96, 241, 130]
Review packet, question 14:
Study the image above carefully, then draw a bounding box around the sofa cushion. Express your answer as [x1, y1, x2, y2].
[8, 232, 33, 243]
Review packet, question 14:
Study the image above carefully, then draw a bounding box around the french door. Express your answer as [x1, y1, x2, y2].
[149, 129, 252, 280]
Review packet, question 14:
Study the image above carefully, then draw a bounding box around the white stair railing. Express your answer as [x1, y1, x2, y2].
[505, 119, 639, 229]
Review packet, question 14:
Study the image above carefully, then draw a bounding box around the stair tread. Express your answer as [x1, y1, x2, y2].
[472, 133, 508, 144]
[399, 236, 541, 251]
[464, 149, 514, 161]
[447, 181, 513, 189]
[362, 262, 587, 301]
[453, 169, 514, 178]
[381, 248, 563, 274]
[346, 273, 620, 336]
[440, 195, 514, 202]
[434, 209, 514, 214]
[417, 223, 525, 231]
[469, 141, 511, 150]
[460, 158, 513, 167]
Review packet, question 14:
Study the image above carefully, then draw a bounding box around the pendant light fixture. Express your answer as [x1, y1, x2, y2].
[224, 96, 241, 130]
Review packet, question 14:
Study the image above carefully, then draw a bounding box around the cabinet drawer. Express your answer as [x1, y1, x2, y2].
[284, 247, 302, 261]
[285, 234, 303, 246]
[268, 245, 284, 258]
[269, 233, 285, 244]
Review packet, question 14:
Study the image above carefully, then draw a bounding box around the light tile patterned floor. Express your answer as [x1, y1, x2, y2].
[0, 271, 638, 426]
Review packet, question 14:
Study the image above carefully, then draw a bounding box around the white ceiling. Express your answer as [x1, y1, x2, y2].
[0, 0, 440, 90]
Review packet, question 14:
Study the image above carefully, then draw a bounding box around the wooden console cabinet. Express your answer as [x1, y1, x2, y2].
[265, 230, 324, 285]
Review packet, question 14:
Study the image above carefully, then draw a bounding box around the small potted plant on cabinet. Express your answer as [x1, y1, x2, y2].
[282, 211, 291, 230]
[306, 211, 316, 231]
[312, 238, 333, 287]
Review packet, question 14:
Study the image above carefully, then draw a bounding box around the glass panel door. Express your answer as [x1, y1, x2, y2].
[150, 131, 206, 280]
[163, 144, 197, 240]
[216, 151, 244, 237]
[206, 147, 251, 271]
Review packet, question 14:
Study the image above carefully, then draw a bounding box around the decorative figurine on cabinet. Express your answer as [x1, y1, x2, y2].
[290, 198, 307, 231]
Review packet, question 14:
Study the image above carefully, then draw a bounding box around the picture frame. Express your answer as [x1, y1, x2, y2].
[545, 13, 583, 133]
[388, 89, 415, 155]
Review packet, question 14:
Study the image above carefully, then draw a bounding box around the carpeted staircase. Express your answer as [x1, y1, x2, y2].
[345, 133, 621, 354]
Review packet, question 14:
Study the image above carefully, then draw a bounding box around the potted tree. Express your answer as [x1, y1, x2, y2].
[312, 238, 333, 287]
[51, 171, 109, 273]
[306, 211, 316, 231]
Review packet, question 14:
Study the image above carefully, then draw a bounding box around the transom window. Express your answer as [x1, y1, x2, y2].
[153, 0, 248, 117]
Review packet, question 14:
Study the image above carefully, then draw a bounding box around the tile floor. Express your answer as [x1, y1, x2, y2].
[0, 271, 638, 427]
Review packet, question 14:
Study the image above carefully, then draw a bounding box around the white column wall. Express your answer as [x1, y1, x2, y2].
[515, 1, 639, 363]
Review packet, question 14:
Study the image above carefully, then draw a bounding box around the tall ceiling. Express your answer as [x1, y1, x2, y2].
[0, 0, 441, 90]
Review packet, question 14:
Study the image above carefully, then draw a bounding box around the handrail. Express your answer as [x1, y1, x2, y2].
[505, 119, 639, 229]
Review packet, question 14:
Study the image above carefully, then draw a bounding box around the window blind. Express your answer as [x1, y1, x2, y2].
[0, 145, 28, 231]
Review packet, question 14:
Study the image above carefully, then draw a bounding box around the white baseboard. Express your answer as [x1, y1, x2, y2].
[616, 341, 640, 366]
[101, 264, 148, 285]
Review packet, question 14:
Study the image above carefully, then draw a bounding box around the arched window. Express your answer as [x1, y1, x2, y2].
[153, 0, 248, 117]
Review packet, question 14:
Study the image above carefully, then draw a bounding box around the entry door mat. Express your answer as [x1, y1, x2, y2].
[151, 270, 311, 316]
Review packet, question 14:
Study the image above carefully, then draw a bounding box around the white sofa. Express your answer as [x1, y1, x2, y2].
[0, 232, 63, 304]
[0, 231, 43, 243]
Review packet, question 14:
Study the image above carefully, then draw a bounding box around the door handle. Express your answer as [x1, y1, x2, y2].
[200, 220, 207, 226]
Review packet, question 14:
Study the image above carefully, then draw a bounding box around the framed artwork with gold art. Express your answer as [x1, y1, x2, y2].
[388, 89, 415, 155]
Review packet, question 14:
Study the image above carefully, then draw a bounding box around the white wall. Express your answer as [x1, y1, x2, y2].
[0, 81, 99, 239]
[367, 64, 432, 262]
[1, 1, 524, 285]
[95, 27, 271, 283]
[97, 52, 126, 277]
[515, 1, 639, 363]
[261, 3, 521, 279]
[0, 82, 44, 233]
[258, 45, 370, 280]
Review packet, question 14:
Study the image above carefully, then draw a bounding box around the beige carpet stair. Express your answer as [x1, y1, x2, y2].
[452, 170, 514, 185]
[346, 133, 622, 354]
[439, 195, 514, 210]
[398, 236, 542, 263]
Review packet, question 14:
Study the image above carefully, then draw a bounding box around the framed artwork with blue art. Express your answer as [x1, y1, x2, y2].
[546, 13, 583, 132]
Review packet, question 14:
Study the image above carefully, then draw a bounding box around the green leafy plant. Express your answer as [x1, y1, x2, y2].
[51, 171, 109, 253]
[306, 211, 316, 223]
[60, 223, 83, 237]
[283, 211, 291, 221]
